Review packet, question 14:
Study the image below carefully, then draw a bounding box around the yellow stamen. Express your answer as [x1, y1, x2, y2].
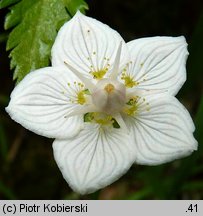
[122, 76, 138, 88]
[77, 91, 86, 105]
[90, 69, 107, 80]
[95, 116, 113, 125]
[123, 105, 137, 116]
[84, 112, 114, 126]
[123, 97, 139, 116]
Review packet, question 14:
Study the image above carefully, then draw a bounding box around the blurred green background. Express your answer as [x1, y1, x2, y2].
[0, 0, 203, 199]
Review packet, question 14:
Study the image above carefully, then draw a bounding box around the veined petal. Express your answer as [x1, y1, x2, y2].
[52, 11, 129, 81]
[125, 94, 197, 165]
[53, 123, 135, 194]
[6, 66, 88, 139]
[126, 36, 188, 95]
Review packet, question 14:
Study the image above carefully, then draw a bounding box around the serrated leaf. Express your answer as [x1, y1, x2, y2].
[4, 0, 88, 82]
[63, 0, 88, 16]
[0, 0, 20, 9]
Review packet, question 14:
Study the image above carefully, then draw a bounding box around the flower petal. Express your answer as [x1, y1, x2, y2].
[6, 66, 87, 139]
[127, 36, 188, 95]
[53, 124, 135, 194]
[52, 11, 129, 80]
[125, 94, 197, 165]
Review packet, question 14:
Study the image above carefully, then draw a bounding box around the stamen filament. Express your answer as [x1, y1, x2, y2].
[110, 42, 122, 80]
[64, 61, 95, 93]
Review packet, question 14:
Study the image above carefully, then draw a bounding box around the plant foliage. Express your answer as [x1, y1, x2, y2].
[0, 0, 88, 82]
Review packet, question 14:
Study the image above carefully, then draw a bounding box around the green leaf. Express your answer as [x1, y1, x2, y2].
[63, 0, 88, 16]
[4, 0, 88, 82]
[0, 0, 20, 9]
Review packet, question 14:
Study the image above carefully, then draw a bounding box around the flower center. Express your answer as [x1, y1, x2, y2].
[91, 78, 126, 114]
[104, 83, 115, 93]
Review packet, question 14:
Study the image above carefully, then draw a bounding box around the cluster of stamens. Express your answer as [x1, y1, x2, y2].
[87, 52, 111, 80]
[63, 43, 151, 129]
[66, 81, 87, 105]
[121, 62, 139, 88]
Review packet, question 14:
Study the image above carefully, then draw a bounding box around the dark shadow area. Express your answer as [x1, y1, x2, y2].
[0, 0, 203, 199]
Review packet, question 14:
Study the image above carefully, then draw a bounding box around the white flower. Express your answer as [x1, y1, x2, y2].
[6, 11, 197, 194]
